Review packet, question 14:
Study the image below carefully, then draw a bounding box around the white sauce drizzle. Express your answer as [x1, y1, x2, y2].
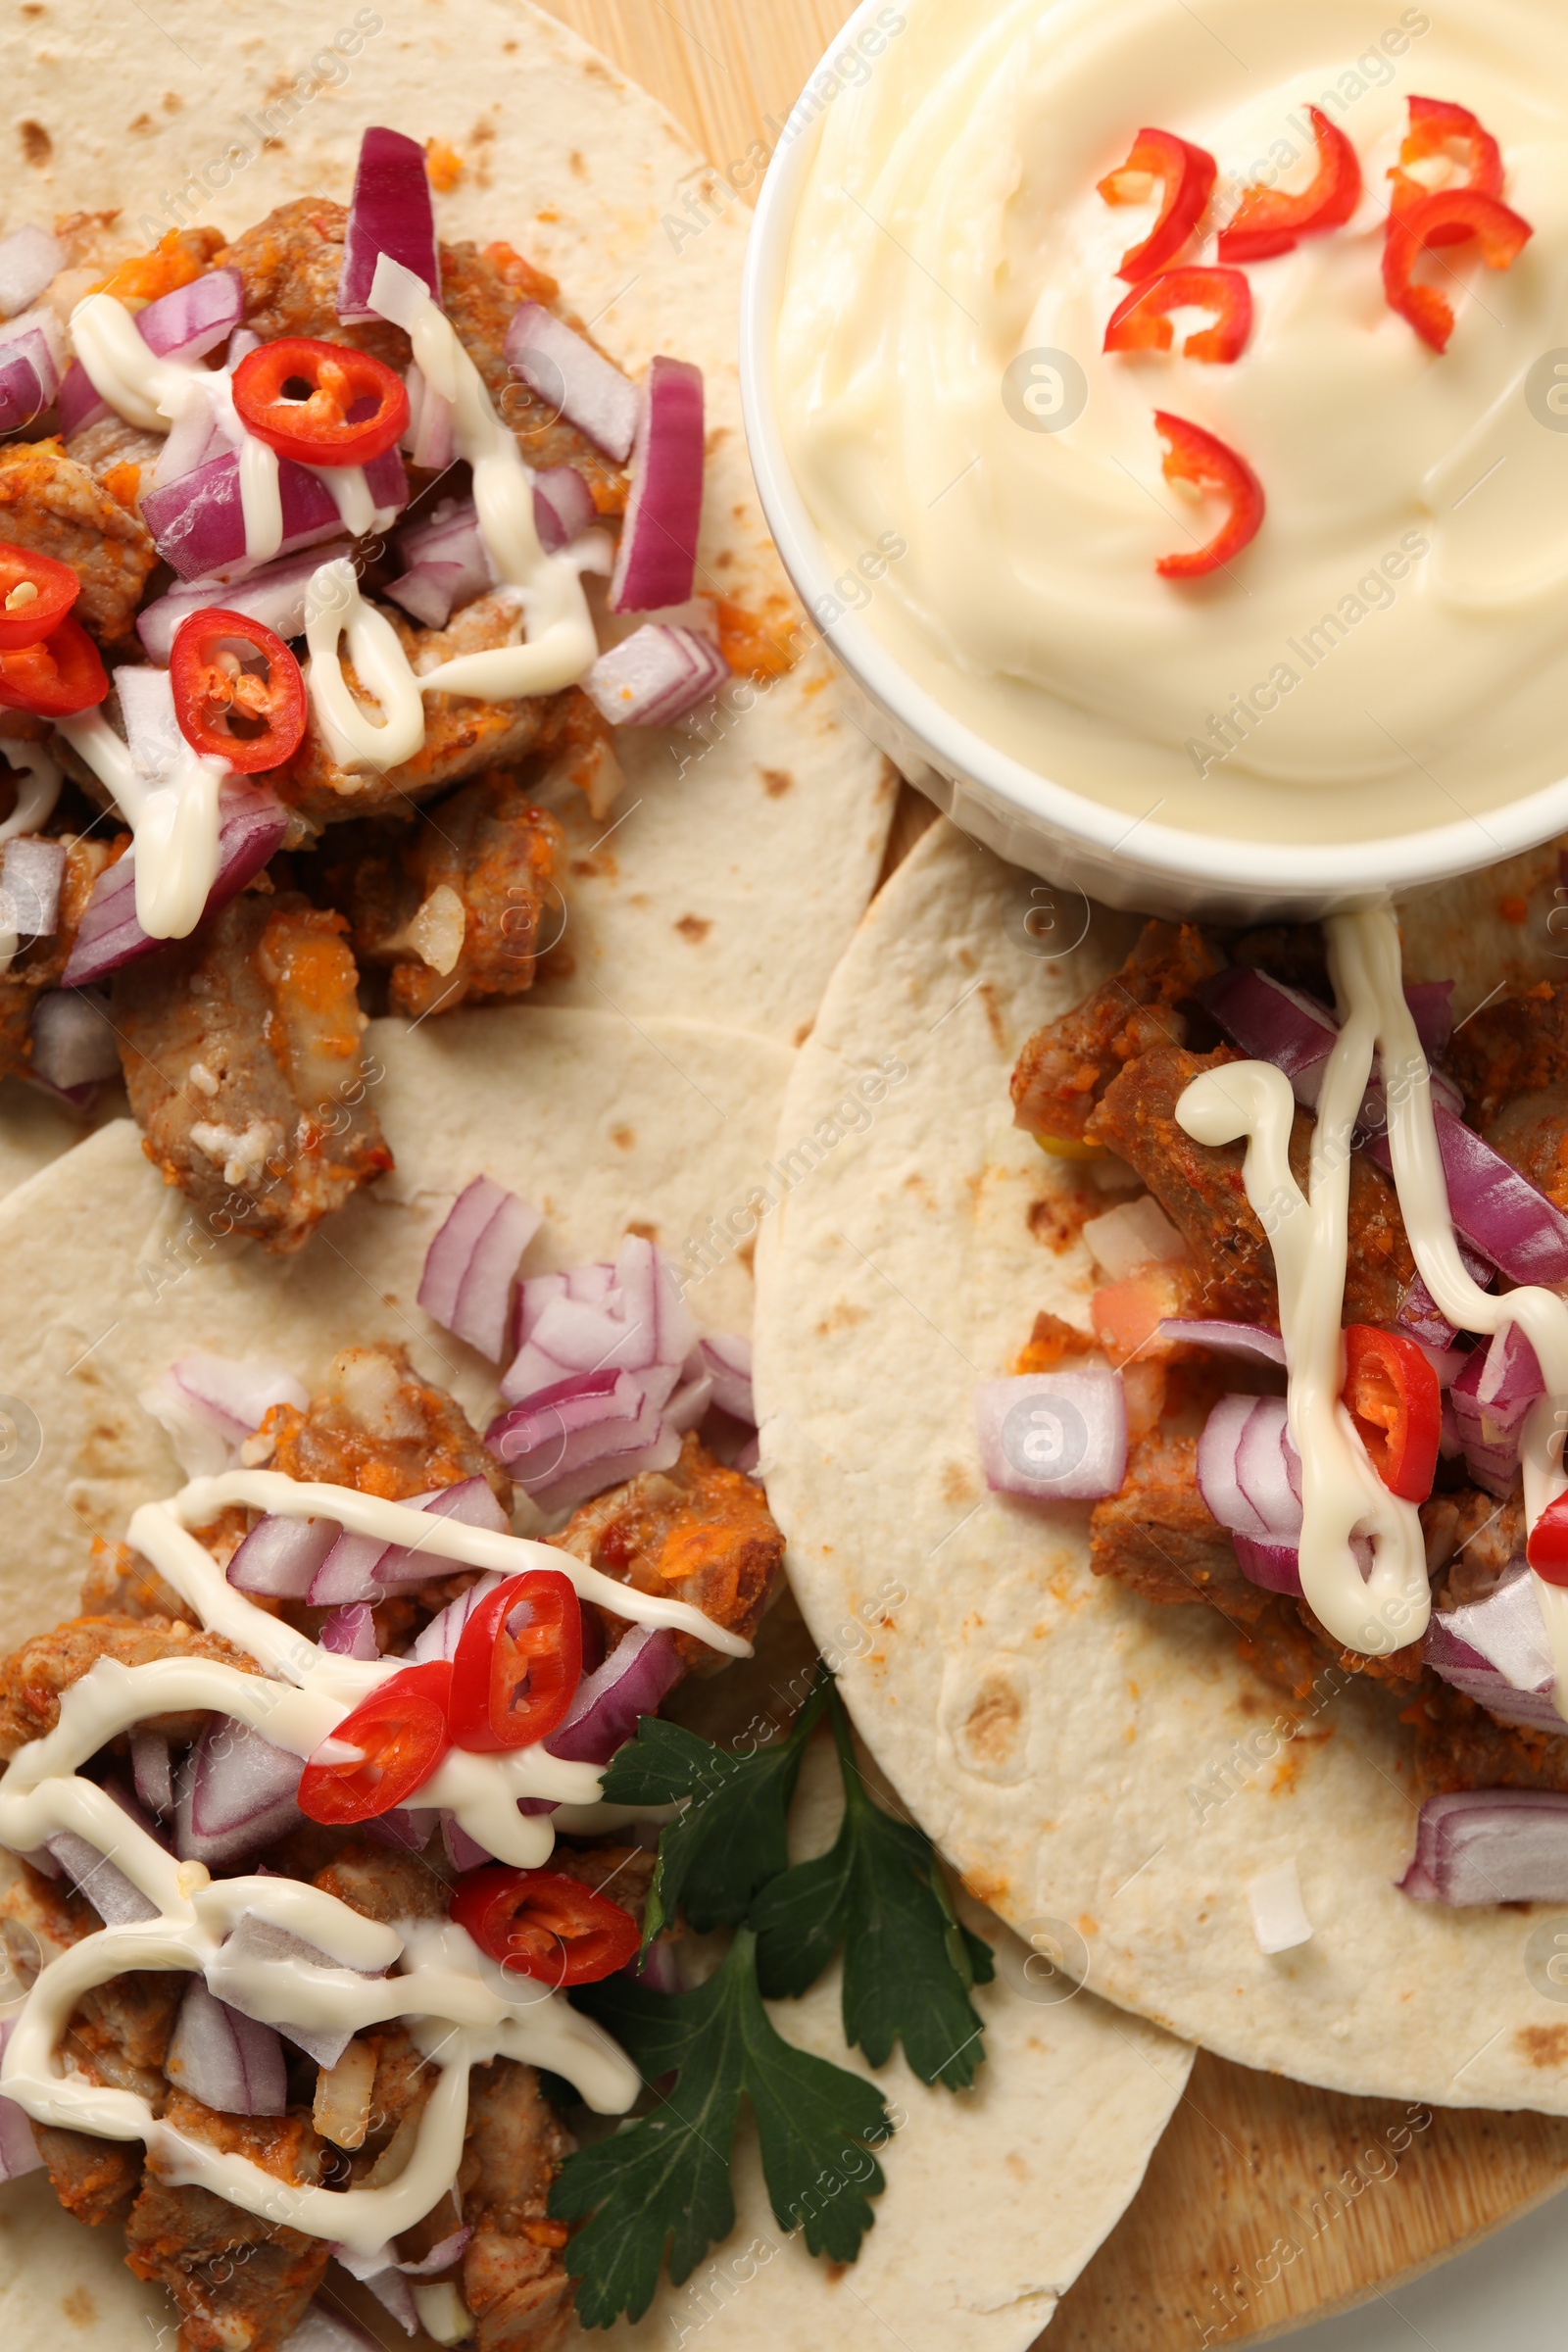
[55, 703, 229, 943]
[0, 1466, 746, 2244]
[1177, 908, 1568, 1712]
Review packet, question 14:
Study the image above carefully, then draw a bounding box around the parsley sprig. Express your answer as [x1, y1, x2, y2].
[548, 1666, 993, 2326]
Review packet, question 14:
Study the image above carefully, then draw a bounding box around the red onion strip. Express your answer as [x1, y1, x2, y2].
[609, 357, 706, 613]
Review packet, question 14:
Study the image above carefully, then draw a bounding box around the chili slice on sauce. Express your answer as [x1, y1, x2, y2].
[1388, 96, 1503, 231]
[450, 1864, 640, 1986]
[1340, 1326, 1441, 1504]
[170, 609, 308, 771]
[1216, 106, 1362, 262]
[1382, 188, 1533, 353]
[449, 1569, 582, 1753]
[1152, 411, 1265, 580]
[0, 540, 80, 651]
[298, 1661, 454, 1825]
[1103, 268, 1253, 364]
[231, 335, 411, 467]
[1098, 128, 1217, 282]
[0, 614, 108, 717]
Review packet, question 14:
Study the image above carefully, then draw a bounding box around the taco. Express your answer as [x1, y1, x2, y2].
[0, 997, 1188, 2351]
[0, 0, 896, 1238]
[756, 814, 1568, 2114]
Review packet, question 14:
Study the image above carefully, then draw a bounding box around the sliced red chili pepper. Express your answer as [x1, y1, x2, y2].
[450, 1864, 640, 1986]
[1382, 189, 1533, 353]
[298, 1660, 453, 1825]
[1098, 128, 1217, 282]
[1388, 97, 1503, 236]
[1103, 268, 1252, 364]
[1340, 1326, 1441, 1504]
[448, 1569, 582, 1753]
[0, 540, 80, 651]
[1528, 1494, 1568, 1587]
[170, 608, 307, 772]
[1152, 410, 1265, 579]
[1216, 106, 1362, 262]
[0, 614, 108, 717]
[231, 335, 410, 467]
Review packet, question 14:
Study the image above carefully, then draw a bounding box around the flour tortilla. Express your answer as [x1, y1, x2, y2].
[754, 815, 1568, 2114]
[0, 0, 893, 1045]
[0, 997, 1189, 2349]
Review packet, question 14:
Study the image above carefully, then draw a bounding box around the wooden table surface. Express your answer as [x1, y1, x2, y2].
[529, 2, 1568, 2341]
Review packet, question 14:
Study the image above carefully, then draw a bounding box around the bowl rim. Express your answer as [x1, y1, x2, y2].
[737, 23, 1568, 904]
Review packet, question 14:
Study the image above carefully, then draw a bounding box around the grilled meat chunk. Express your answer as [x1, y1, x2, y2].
[112, 889, 391, 1252]
[0, 1616, 255, 1758]
[78, 1536, 197, 1627]
[33, 2124, 144, 2228]
[64, 414, 165, 515]
[554, 1434, 782, 1669]
[319, 765, 566, 1019]
[0, 438, 158, 643]
[0, 829, 116, 1082]
[458, 2058, 575, 2352]
[1422, 1489, 1526, 1610]
[1011, 920, 1224, 1150]
[263, 1345, 511, 1508]
[1404, 1679, 1568, 1797]
[1089, 1431, 1267, 1621]
[1446, 979, 1568, 1130]
[312, 1840, 449, 1926]
[124, 2093, 329, 2352]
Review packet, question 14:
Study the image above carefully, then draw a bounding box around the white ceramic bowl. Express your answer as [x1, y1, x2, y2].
[738, 15, 1568, 925]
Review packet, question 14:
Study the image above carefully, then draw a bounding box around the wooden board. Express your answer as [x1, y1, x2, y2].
[527, 2, 1568, 2340]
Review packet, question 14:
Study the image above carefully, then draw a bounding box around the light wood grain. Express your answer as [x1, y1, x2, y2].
[523, 2, 1568, 2340]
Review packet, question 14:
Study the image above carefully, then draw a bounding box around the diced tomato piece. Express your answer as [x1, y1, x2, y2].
[1382, 188, 1533, 352]
[0, 540, 79, 651]
[1528, 1494, 1568, 1587]
[1388, 97, 1503, 235]
[232, 335, 410, 467]
[1103, 267, 1253, 364]
[298, 1661, 453, 1824]
[1340, 1326, 1441, 1503]
[1217, 106, 1362, 261]
[0, 614, 108, 717]
[1152, 410, 1265, 579]
[448, 1568, 582, 1753]
[1098, 128, 1217, 281]
[170, 608, 307, 772]
[451, 1864, 640, 1986]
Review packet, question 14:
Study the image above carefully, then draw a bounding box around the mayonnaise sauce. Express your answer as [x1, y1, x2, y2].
[0, 1462, 745, 2244]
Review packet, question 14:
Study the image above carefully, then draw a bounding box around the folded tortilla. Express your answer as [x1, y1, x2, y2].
[755, 814, 1568, 2113]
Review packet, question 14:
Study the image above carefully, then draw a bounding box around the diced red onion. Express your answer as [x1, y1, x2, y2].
[334, 2227, 472, 2336]
[441, 1811, 493, 1873]
[585, 622, 728, 729]
[1200, 967, 1339, 1104]
[57, 358, 108, 437]
[167, 1974, 287, 2115]
[62, 778, 289, 988]
[0, 224, 61, 318]
[309, 1476, 509, 1605]
[697, 1334, 754, 1422]
[609, 357, 705, 612]
[411, 1572, 507, 1665]
[174, 1352, 310, 1445]
[173, 1717, 303, 1864]
[280, 2303, 385, 2352]
[546, 1625, 683, 1765]
[0, 2019, 43, 2183]
[486, 1369, 678, 1512]
[384, 559, 466, 629]
[397, 494, 493, 578]
[137, 541, 356, 662]
[1425, 1561, 1562, 1734]
[320, 1603, 378, 1660]
[1366, 1108, 1568, 1289]
[337, 126, 441, 324]
[418, 1176, 542, 1361]
[1398, 1788, 1568, 1903]
[365, 1805, 438, 1856]
[533, 465, 597, 552]
[1396, 1245, 1495, 1349]
[504, 302, 639, 464]
[211, 1911, 387, 2070]
[665, 1372, 713, 1434]
[130, 1727, 174, 1821]
[28, 987, 118, 1094]
[402, 362, 456, 472]
[44, 1830, 159, 1925]
[1447, 1324, 1545, 1494]
[104, 1770, 170, 1850]
[140, 445, 407, 582]
[1157, 1318, 1286, 1366]
[136, 269, 245, 363]
[1232, 1534, 1304, 1595]
[1198, 1396, 1303, 1542]
[228, 1513, 342, 1599]
[0, 336, 52, 436]
[501, 1237, 696, 1399]
[0, 836, 62, 938]
[974, 1370, 1128, 1502]
[1404, 980, 1454, 1061]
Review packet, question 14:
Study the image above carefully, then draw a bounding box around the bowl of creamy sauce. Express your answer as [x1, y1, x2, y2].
[741, 0, 1568, 918]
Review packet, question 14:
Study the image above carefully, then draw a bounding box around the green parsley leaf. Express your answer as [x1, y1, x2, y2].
[751, 1685, 994, 2090]
[598, 1667, 831, 1939]
[552, 1928, 889, 2327]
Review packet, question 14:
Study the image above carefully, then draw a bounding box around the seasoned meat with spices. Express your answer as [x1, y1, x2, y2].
[312, 1839, 449, 1926]
[554, 1434, 782, 1669]
[458, 2057, 576, 2352]
[219, 202, 628, 508]
[279, 593, 568, 827]
[1087, 1045, 1416, 1325]
[1479, 1082, 1568, 1215]
[262, 1345, 511, 1507]
[1422, 1488, 1525, 1610]
[78, 1535, 197, 1626]
[0, 437, 157, 643]
[0, 1615, 255, 1758]
[1446, 978, 1568, 1129]
[112, 889, 391, 1252]
[1090, 1432, 1267, 1621]
[1404, 1679, 1568, 1797]
[1011, 920, 1224, 1149]
[33, 2124, 144, 2228]
[319, 764, 565, 1019]
[65, 414, 164, 515]
[124, 2093, 329, 2352]
[0, 830, 116, 1082]
[548, 1840, 656, 1932]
